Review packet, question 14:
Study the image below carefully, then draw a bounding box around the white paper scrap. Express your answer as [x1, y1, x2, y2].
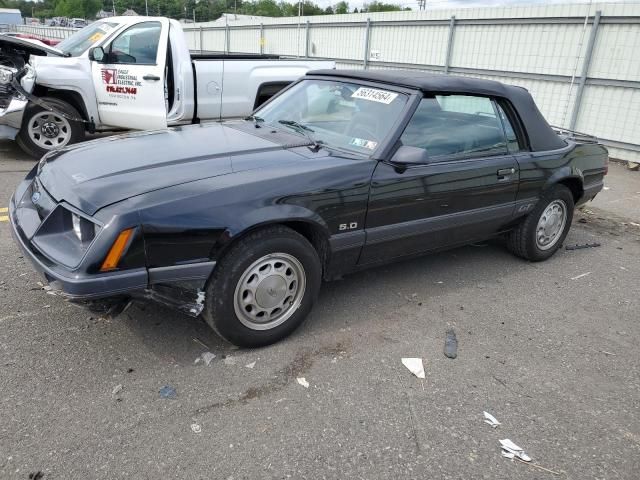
[245, 361, 256, 369]
[401, 358, 425, 379]
[483, 411, 501, 428]
[571, 272, 591, 280]
[500, 439, 532, 462]
[296, 377, 309, 388]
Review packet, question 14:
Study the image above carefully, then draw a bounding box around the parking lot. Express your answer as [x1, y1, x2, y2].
[1, 139, 639, 479]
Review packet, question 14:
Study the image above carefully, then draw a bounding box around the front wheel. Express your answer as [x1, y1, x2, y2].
[202, 226, 322, 348]
[16, 97, 85, 158]
[507, 184, 574, 261]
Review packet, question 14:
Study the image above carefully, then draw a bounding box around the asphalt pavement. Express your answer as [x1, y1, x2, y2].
[1, 140, 639, 479]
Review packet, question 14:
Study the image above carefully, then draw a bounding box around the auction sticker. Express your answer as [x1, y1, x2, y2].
[350, 137, 378, 150]
[351, 87, 398, 104]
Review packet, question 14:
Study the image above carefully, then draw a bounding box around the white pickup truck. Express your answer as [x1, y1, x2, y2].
[0, 16, 334, 157]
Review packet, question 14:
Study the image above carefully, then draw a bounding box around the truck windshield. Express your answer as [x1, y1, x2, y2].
[254, 79, 408, 155]
[56, 21, 118, 57]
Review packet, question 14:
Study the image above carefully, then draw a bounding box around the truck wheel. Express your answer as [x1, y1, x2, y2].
[507, 184, 574, 261]
[203, 226, 321, 348]
[17, 97, 85, 159]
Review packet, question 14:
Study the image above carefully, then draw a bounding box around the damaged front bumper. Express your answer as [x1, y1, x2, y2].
[0, 64, 34, 139]
[0, 96, 27, 140]
[9, 192, 214, 316]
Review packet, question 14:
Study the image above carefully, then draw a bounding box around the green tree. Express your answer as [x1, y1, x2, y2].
[334, 1, 348, 14]
[361, 1, 408, 12]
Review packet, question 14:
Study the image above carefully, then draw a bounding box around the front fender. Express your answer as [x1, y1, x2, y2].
[212, 204, 329, 257]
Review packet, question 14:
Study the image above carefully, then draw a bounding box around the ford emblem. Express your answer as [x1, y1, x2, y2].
[31, 192, 41, 204]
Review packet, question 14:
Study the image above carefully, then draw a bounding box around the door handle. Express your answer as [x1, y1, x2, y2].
[497, 167, 516, 182]
[143, 74, 161, 81]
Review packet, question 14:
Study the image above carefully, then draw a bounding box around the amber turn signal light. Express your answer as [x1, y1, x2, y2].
[100, 228, 134, 272]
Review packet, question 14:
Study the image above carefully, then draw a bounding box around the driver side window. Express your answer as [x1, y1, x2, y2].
[107, 22, 161, 65]
[400, 95, 508, 160]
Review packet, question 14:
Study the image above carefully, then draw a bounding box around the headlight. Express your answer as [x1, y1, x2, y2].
[71, 212, 96, 243]
[31, 206, 101, 269]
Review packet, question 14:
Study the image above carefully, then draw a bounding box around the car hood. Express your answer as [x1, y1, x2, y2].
[38, 123, 309, 215]
[0, 35, 63, 56]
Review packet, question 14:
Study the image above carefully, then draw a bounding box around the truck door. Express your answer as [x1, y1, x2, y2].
[360, 95, 520, 264]
[91, 19, 169, 130]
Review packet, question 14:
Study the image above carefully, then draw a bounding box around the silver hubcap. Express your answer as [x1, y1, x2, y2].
[536, 199, 567, 250]
[28, 112, 72, 150]
[234, 253, 306, 331]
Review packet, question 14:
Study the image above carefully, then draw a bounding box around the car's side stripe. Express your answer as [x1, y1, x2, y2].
[148, 261, 216, 284]
[365, 203, 516, 245]
[329, 230, 366, 252]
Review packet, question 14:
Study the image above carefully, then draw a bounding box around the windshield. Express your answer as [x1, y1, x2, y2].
[254, 79, 408, 154]
[57, 21, 118, 57]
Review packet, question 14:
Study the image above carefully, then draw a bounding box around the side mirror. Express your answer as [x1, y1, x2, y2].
[390, 145, 430, 165]
[89, 46, 105, 62]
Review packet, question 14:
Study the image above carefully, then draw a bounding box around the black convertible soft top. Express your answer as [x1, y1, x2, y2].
[307, 69, 566, 152]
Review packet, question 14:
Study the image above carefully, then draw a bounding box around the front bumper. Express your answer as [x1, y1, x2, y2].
[9, 193, 148, 300]
[0, 97, 27, 139]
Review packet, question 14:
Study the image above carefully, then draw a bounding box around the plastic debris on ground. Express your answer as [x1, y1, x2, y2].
[194, 351, 216, 366]
[296, 377, 309, 388]
[401, 358, 425, 379]
[444, 329, 458, 359]
[159, 385, 177, 399]
[571, 272, 591, 280]
[500, 439, 531, 462]
[189, 290, 206, 315]
[111, 384, 123, 397]
[223, 355, 236, 366]
[191, 423, 202, 434]
[245, 361, 256, 369]
[483, 411, 501, 428]
[565, 242, 601, 250]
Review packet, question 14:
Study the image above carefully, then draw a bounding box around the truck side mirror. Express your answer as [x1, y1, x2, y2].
[89, 46, 105, 63]
[390, 145, 430, 165]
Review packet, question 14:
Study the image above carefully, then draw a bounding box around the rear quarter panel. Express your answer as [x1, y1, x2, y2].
[214, 59, 334, 119]
[514, 141, 608, 211]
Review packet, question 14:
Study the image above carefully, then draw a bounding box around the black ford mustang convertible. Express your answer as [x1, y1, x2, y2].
[9, 70, 608, 347]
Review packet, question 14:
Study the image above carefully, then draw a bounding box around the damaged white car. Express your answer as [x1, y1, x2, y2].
[0, 16, 334, 157]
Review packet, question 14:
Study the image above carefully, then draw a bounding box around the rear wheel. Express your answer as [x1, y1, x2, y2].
[17, 97, 85, 158]
[507, 184, 574, 261]
[203, 226, 321, 347]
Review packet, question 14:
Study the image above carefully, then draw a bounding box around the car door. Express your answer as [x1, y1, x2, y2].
[91, 19, 169, 130]
[360, 94, 520, 264]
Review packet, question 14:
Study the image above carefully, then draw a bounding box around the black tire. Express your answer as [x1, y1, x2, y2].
[507, 184, 575, 261]
[16, 97, 85, 159]
[203, 226, 322, 348]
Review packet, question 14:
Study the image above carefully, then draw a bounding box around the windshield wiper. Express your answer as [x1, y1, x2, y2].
[278, 119, 314, 132]
[277, 119, 322, 152]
